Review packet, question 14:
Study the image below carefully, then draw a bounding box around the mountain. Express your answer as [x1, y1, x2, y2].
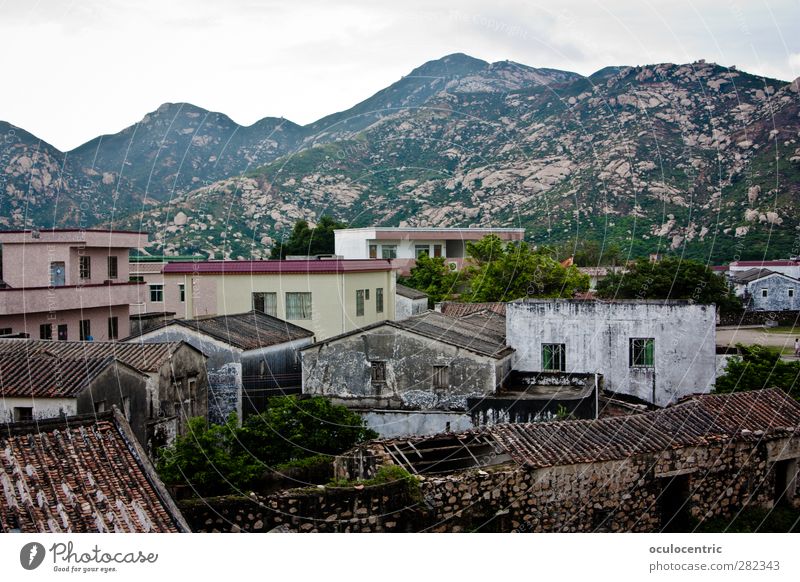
[2, 55, 799, 262]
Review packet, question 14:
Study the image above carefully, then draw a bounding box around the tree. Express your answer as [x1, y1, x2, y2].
[156, 396, 376, 496]
[595, 257, 741, 311]
[399, 253, 460, 307]
[463, 235, 589, 302]
[270, 215, 346, 259]
[715, 344, 800, 400]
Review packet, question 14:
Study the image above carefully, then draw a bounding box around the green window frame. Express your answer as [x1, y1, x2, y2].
[542, 343, 566, 372]
[629, 338, 655, 367]
[356, 289, 365, 316]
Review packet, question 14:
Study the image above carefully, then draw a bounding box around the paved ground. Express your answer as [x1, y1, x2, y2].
[717, 326, 800, 359]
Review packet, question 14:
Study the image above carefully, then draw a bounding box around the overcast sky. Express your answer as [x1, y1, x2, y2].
[1, 0, 798, 151]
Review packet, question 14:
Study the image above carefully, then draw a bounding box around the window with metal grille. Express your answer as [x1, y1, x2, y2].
[381, 245, 397, 259]
[286, 292, 312, 320]
[149, 284, 164, 302]
[371, 361, 386, 383]
[57, 324, 68, 341]
[13, 407, 33, 422]
[542, 343, 566, 371]
[415, 245, 430, 258]
[630, 338, 655, 367]
[433, 365, 449, 389]
[252, 292, 277, 316]
[761, 288, 768, 298]
[107, 256, 118, 279]
[39, 323, 52, 340]
[79, 255, 91, 279]
[107, 316, 119, 340]
[79, 319, 91, 341]
[179, 284, 186, 302]
[369, 244, 378, 258]
[376, 287, 384, 313]
[356, 289, 365, 316]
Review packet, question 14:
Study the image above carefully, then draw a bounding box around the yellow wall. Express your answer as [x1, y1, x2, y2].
[164, 270, 396, 340]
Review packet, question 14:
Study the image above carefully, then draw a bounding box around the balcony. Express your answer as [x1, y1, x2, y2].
[0, 282, 144, 315]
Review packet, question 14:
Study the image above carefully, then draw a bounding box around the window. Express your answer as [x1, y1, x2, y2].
[252, 292, 277, 316]
[79, 319, 91, 341]
[630, 338, 655, 367]
[415, 245, 430, 258]
[433, 365, 449, 390]
[107, 316, 119, 340]
[149, 284, 164, 302]
[57, 324, 68, 341]
[376, 288, 384, 313]
[542, 343, 566, 372]
[179, 284, 185, 303]
[79, 255, 91, 279]
[129, 275, 144, 283]
[13, 407, 33, 422]
[285, 292, 312, 320]
[50, 262, 66, 286]
[371, 361, 386, 383]
[789, 289, 795, 298]
[107, 256, 118, 279]
[381, 245, 397, 259]
[39, 323, 52, 340]
[761, 288, 768, 298]
[356, 289, 365, 316]
[365, 289, 370, 300]
[369, 244, 378, 259]
[0, 327, 12, 336]
[433, 244, 443, 258]
[94, 400, 106, 413]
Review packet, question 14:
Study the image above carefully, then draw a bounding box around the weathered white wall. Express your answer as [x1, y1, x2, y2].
[359, 410, 473, 438]
[395, 295, 428, 320]
[745, 274, 800, 311]
[506, 300, 716, 406]
[0, 397, 77, 422]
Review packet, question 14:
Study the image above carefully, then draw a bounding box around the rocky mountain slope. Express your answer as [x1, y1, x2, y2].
[3, 54, 798, 262]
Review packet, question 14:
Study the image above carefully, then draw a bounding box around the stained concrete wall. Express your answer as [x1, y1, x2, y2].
[395, 295, 428, 321]
[0, 397, 76, 422]
[506, 300, 716, 406]
[359, 409, 473, 438]
[745, 274, 800, 311]
[302, 325, 511, 411]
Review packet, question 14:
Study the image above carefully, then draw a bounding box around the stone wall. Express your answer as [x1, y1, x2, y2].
[718, 309, 800, 326]
[180, 480, 424, 533]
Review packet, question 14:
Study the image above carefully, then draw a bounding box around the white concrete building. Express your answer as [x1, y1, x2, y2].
[334, 227, 525, 275]
[506, 300, 717, 406]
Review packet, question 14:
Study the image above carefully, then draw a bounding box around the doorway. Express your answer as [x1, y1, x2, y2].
[774, 459, 798, 507]
[659, 474, 691, 532]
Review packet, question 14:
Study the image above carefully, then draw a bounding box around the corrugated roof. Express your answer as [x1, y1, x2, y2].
[0, 353, 119, 398]
[439, 301, 507, 317]
[731, 268, 798, 284]
[0, 339, 184, 372]
[0, 410, 189, 532]
[163, 259, 395, 275]
[396, 284, 428, 300]
[392, 311, 511, 359]
[124, 310, 313, 350]
[372, 389, 800, 473]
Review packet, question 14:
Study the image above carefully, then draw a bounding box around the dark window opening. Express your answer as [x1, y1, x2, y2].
[149, 284, 164, 302]
[356, 290, 365, 316]
[79, 255, 91, 279]
[252, 292, 277, 316]
[39, 323, 52, 340]
[79, 319, 91, 341]
[94, 400, 106, 413]
[13, 407, 33, 422]
[774, 459, 798, 507]
[179, 284, 186, 303]
[107, 316, 119, 340]
[376, 287, 384, 313]
[659, 475, 691, 532]
[0, 327, 12, 336]
[107, 256, 118, 279]
[57, 324, 68, 341]
[433, 365, 449, 390]
[371, 361, 386, 383]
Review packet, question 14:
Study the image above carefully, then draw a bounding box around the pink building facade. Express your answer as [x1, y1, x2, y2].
[0, 229, 148, 341]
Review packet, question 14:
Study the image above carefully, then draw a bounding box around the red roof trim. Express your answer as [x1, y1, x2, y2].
[163, 259, 397, 274]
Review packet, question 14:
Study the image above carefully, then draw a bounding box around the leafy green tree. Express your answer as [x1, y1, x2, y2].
[399, 253, 460, 307]
[237, 396, 377, 466]
[595, 257, 741, 311]
[715, 344, 800, 400]
[463, 235, 589, 302]
[156, 414, 260, 497]
[156, 397, 376, 496]
[270, 215, 347, 259]
[569, 240, 622, 267]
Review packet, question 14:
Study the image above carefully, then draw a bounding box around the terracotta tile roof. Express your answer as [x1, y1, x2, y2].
[123, 310, 314, 350]
[372, 389, 800, 473]
[396, 284, 428, 300]
[0, 410, 189, 532]
[163, 258, 395, 275]
[439, 301, 507, 317]
[392, 311, 512, 359]
[730, 260, 799, 268]
[0, 353, 118, 398]
[0, 339, 185, 373]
